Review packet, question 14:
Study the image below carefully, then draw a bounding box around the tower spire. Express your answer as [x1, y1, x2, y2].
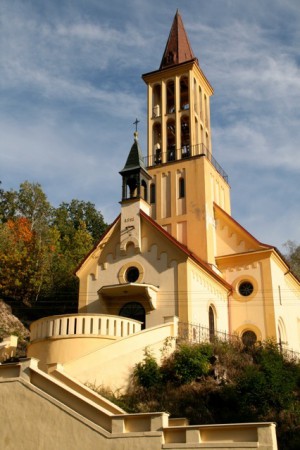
[160, 10, 196, 70]
[119, 130, 151, 202]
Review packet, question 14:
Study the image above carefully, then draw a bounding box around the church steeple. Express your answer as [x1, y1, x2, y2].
[119, 131, 151, 202]
[119, 131, 151, 254]
[160, 10, 196, 70]
[142, 11, 231, 265]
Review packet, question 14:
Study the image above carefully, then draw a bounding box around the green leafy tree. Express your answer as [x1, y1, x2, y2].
[48, 221, 94, 311]
[0, 181, 52, 230]
[0, 184, 18, 221]
[284, 240, 300, 278]
[48, 200, 107, 312]
[53, 199, 107, 244]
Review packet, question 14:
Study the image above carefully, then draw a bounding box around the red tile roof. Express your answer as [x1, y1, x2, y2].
[140, 210, 232, 291]
[160, 10, 196, 69]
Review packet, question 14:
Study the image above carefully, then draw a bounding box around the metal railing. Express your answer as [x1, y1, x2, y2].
[178, 322, 300, 361]
[144, 143, 229, 183]
[178, 322, 238, 344]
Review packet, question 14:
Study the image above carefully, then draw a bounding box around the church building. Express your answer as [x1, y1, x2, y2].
[74, 10, 300, 352]
[1, 11, 292, 449]
[27, 13, 300, 384]
[19, 13, 300, 402]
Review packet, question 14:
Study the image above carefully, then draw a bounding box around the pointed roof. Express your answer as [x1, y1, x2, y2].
[160, 10, 196, 70]
[120, 132, 146, 174]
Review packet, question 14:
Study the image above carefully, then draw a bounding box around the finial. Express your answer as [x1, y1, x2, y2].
[133, 118, 140, 141]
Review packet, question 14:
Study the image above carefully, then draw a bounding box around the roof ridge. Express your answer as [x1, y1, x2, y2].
[140, 210, 232, 291]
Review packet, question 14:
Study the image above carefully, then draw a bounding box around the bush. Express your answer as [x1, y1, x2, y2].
[95, 339, 300, 450]
[133, 349, 162, 389]
[161, 343, 213, 385]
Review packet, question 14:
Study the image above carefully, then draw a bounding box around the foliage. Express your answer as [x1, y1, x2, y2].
[53, 199, 106, 244]
[0, 181, 107, 314]
[134, 348, 162, 389]
[161, 343, 212, 385]
[0, 217, 57, 306]
[284, 240, 300, 278]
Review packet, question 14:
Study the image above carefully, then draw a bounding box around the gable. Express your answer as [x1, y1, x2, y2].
[214, 203, 271, 257]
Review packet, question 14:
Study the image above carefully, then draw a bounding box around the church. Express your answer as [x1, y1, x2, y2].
[27, 10, 300, 384]
[0, 10, 296, 449]
[75, 10, 299, 352]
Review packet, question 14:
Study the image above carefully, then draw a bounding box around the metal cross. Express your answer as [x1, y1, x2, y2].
[133, 118, 140, 132]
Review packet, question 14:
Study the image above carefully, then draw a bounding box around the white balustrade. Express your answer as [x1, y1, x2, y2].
[30, 314, 142, 342]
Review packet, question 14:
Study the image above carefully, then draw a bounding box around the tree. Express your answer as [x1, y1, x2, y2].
[284, 240, 300, 278]
[0, 181, 107, 312]
[0, 217, 58, 306]
[53, 199, 107, 244]
[47, 220, 94, 313]
[0, 181, 52, 231]
[47, 200, 107, 313]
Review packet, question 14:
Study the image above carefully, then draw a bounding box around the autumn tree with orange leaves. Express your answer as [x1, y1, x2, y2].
[0, 217, 58, 305]
[0, 181, 106, 311]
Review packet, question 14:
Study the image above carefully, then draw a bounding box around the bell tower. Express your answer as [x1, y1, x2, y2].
[119, 131, 151, 253]
[142, 11, 231, 265]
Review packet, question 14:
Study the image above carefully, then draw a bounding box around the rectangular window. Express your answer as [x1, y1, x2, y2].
[179, 177, 185, 198]
[150, 184, 156, 203]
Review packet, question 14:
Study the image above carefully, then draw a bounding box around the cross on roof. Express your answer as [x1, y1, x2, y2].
[133, 118, 140, 132]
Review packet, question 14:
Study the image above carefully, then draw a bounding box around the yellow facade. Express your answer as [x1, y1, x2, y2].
[28, 10, 300, 373]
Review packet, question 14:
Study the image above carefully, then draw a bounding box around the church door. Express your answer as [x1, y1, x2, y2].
[119, 302, 146, 329]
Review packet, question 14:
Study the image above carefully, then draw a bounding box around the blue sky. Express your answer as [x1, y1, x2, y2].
[1, 0, 299, 251]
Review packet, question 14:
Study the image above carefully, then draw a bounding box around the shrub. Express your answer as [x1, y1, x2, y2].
[161, 343, 213, 385]
[133, 349, 162, 389]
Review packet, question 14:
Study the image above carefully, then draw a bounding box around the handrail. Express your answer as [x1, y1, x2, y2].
[178, 321, 300, 360]
[178, 322, 237, 344]
[144, 143, 229, 183]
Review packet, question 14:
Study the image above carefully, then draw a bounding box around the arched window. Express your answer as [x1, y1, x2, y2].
[179, 177, 185, 198]
[167, 119, 176, 161]
[126, 175, 138, 198]
[166, 80, 175, 113]
[152, 84, 161, 118]
[119, 302, 145, 329]
[209, 306, 215, 342]
[180, 76, 189, 110]
[278, 318, 287, 351]
[153, 122, 162, 161]
[181, 116, 190, 158]
[242, 330, 257, 347]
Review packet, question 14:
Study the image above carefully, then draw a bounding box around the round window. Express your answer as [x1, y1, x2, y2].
[242, 330, 257, 347]
[125, 266, 140, 283]
[238, 281, 254, 297]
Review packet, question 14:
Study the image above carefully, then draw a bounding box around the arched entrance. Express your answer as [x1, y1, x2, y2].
[119, 302, 146, 329]
[242, 330, 257, 347]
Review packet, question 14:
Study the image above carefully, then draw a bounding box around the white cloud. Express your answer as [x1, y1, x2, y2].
[0, 0, 299, 248]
